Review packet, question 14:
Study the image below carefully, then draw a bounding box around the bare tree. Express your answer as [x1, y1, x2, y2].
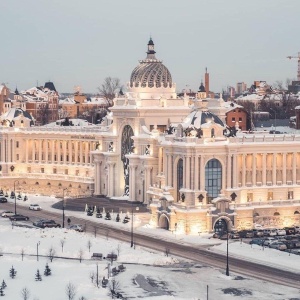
[47, 246, 56, 262]
[60, 239, 65, 253]
[98, 77, 121, 107]
[20, 248, 25, 261]
[93, 226, 97, 238]
[37, 103, 51, 125]
[21, 287, 30, 300]
[116, 244, 121, 256]
[165, 247, 170, 257]
[273, 80, 283, 90]
[87, 240, 92, 252]
[108, 278, 121, 299]
[65, 282, 76, 300]
[78, 249, 83, 263]
[89, 271, 95, 284]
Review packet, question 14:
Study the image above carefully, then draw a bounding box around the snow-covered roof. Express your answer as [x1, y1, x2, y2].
[0, 107, 33, 122]
[43, 118, 98, 127]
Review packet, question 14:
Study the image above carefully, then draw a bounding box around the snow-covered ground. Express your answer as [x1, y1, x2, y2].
[0, 195, 300, 299]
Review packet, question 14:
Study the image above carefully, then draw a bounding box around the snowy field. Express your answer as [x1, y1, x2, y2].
[0, 195, 300, 299]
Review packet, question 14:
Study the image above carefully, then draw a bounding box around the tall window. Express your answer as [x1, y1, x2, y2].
[205, 159, 222, 203]
[177, 158, 183, 201]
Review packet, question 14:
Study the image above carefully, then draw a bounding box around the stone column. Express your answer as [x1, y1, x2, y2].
[242, 154, 246, 187]
[32, 140, 36, 162]
[194, 156, 199, 190]
[167, 154, 172, 187]
[283, 153, 287, 184]
[38, 140, 42, 162]
[226, 154, 231, 188]
[94, 160, 100, 195]
[186, 156, 190, 189]
[182, 156, 186, 188]
[252, 153, 256, 185]
[51, 140, 55, 162]
[45, 140, 48, 163]
[80, 142, 83, 164]
[25, 139, 29, 163]
[293, 152, 297, 184]
[200, 155, 205, 191]
[75, 141, 78, 164]
[63, 141, 67, 164]
[262, 153, 266, 185]
[272, 153, 277, 185]
[158, 147, 162, 175]
[233, 154, 238, 188]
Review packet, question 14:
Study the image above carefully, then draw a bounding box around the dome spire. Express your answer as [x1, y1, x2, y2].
[146, 37, 156, 60]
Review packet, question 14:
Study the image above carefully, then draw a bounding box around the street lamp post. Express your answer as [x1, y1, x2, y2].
[37, 241, 40, 261]
[62, 188, 68, 228]
[270, 108, 277, 132]
[225, 221, 230, 276]
[131, 205, 139, 248]
[13, 180, 20, 215]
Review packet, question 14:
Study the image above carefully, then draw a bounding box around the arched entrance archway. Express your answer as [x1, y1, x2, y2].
[121, 125, 134, 196]
[213, 216, 233, 233]
[158, 214, 170, 230]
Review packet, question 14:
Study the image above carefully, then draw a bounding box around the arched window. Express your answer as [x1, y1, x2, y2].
[294, 211, 299, 215]
[177, 158, 183, 202]
[205, 159, 222, 203]
[211, 128, 215, 138]
[274, 212, 280, 216]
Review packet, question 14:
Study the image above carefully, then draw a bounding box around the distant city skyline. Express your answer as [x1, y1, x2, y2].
[1, 0, 299, 94]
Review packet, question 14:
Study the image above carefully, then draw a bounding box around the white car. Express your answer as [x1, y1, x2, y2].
[276, 229, 286, 236]
[29, 204, 41, 211]
[269, 229, 277, 237]
[1, 211, 14, 218]
[68, 224, 84, 232]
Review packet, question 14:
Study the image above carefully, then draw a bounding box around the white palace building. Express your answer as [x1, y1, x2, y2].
[1, 39, 300, 234]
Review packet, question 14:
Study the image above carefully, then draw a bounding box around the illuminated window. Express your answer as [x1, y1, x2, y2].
[205, 159, 222, 203]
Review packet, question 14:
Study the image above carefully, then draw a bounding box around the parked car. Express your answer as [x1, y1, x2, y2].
[96, 213, 102, 218]
[29, 204, 41, 211]
[263, 229, 272, 236]
[245, 230, 254, 238]
[34, 220, 60, 228]
[33, 219, 49, 226]
[269, 242, 287, 251]
[69, 224, 84, 232]
[294, 226, 300, 233]
[9, 214, 29, 221]
[230, 231, 240, 239]
[249, 238, 264, 246]
[276, 229, 286, 236]
[0, 197, 8, 203]
[284, 227, 296, 235]
[269, 229, 277, 237]
[253, 229, 264, 237]
[1, 211, 14, 218]
[263, 237, 276, 246]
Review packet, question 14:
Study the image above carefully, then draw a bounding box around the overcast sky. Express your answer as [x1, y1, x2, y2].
[1, 0, 299, 94]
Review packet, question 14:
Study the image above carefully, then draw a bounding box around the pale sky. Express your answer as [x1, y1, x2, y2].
[1, 0, 299, 94]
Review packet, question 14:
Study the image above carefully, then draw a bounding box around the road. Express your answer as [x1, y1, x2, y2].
[1, 202, 300, 289]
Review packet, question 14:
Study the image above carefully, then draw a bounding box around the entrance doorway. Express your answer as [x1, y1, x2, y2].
[214, 218, 228, 234]
[158, 214, 170, 230]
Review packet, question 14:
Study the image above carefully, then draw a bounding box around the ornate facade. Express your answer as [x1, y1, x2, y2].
[1, 39, 300, 234]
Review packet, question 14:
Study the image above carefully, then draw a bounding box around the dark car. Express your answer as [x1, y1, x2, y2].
[0, 197, 8, 203]
[9, 214, 29, 221]
[284, 227, 296, 235]
[249, 238, 264, 246]
[34, 220, 61, 228]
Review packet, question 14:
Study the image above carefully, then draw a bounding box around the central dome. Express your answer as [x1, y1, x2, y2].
[130, 38, 172, 89]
